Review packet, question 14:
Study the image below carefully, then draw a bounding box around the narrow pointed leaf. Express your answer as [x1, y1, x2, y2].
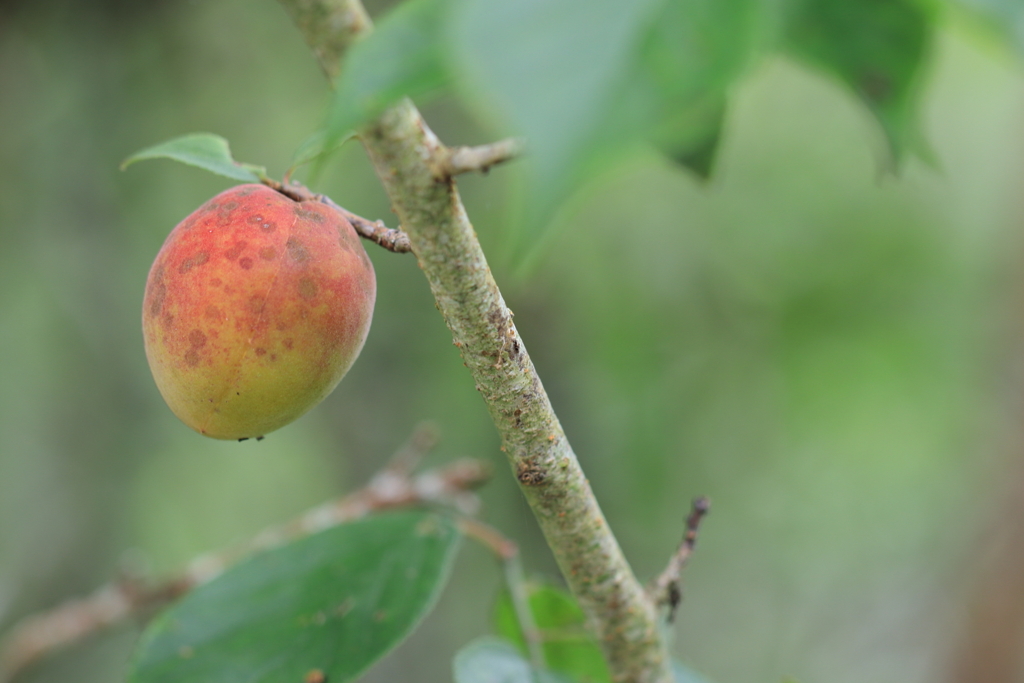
[494, 583, 611, 683]
[306, 0, 451, 167]
[127, 512, 461, 683]
[449, 0, 761, 259]
[654, 96, 727, 180]
[290, 128, 356, 171]
[631, 0, 759, 178]
[121, 133, 266, 182]
[449, 0, 664, 258]
[784, 0, 934, 166]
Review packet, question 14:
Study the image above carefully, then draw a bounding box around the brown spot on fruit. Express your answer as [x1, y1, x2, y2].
[204, 305, 221, 320]
[184, 348, 200, 367]
[259, 247, 276, 261]
[224, 241, 247, 261]
[246, 214, 264, 225]
[188, 329, 207, 348]
[247, 294, 266, 315]
[149, 284, 167, 316]
[295, 207, 325, 223]
[255, 347, 267, 357]
[216, 201, 240, 226]
[148, 264, 166, 316]
[298, 278, 318, 300]
[239, 257, 253, 270]
[261, 221, 275, 232]
[283, 338, 293, 350]
[286, 238, 310, 263]
[178, 251, 210, 274]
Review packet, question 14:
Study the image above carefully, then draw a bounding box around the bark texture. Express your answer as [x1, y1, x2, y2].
[277, 3, 672, 680]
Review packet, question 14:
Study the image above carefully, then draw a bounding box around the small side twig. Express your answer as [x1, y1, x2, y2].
[0, 453, 490, 683]
[648, 496, 710, 623]
[0, 580, 189, 683]
[432, 138, 524, 179]
[458, 518, 546, 672]
[259, 177, 412, 254]
[382, 420, 441, 476]
[324, 198, 412, 254]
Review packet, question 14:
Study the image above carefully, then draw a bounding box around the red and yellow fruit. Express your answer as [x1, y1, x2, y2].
[142, 184, 375, 440]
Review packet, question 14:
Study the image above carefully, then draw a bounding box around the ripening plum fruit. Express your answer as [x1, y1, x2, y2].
[142, 184, 376, 440]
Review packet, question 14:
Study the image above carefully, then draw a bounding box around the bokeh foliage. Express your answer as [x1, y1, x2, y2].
[1, 0, 1023, 682]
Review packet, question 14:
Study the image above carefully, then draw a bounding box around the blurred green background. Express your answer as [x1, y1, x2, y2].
[1, 0, 1023, 682]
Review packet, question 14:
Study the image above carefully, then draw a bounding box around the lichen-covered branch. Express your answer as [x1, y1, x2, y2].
[432, 138, 525, 178]
[276, 0, 369, 81]
[277, 2, 672, 681]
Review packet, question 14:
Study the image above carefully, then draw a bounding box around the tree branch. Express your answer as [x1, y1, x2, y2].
[358, 103, 671, 680]
[276, 0, 369, 81]
[432, 138, 525, 179]
[262, 178, 413, 253]
[648, 497, 710, 623]
[277, 3, 672, 681]
[0, 451, 489, 683]
[318, 194, 412, 253]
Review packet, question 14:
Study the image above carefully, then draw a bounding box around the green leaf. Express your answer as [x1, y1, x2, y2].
[308, 0, 451, 166]
[127, 512, 461, 683]
[646, 94, 727, 180]
[449, 0, 764, 256]
[784, 0, 935, 166]
[121, 133, 267, 182]
[454, 637, 575, 683]
[494, 583, 611, 683]
[629, 0, 761, 177]
[664, 107, 724, 179]
[637, 0, 761, 109]
[449, 0, 664, 256]
[290, 128, 357, 172]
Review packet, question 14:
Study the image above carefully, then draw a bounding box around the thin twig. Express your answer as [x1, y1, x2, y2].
[383, 420, 441, 475]
[433, 138, 524, 179]
[260, 177, 412, 254]
[457, 518, 546, 672]
[321, 197, 412, 254]
[648, 497, 710, 623]
[0, 456, 490, 683]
